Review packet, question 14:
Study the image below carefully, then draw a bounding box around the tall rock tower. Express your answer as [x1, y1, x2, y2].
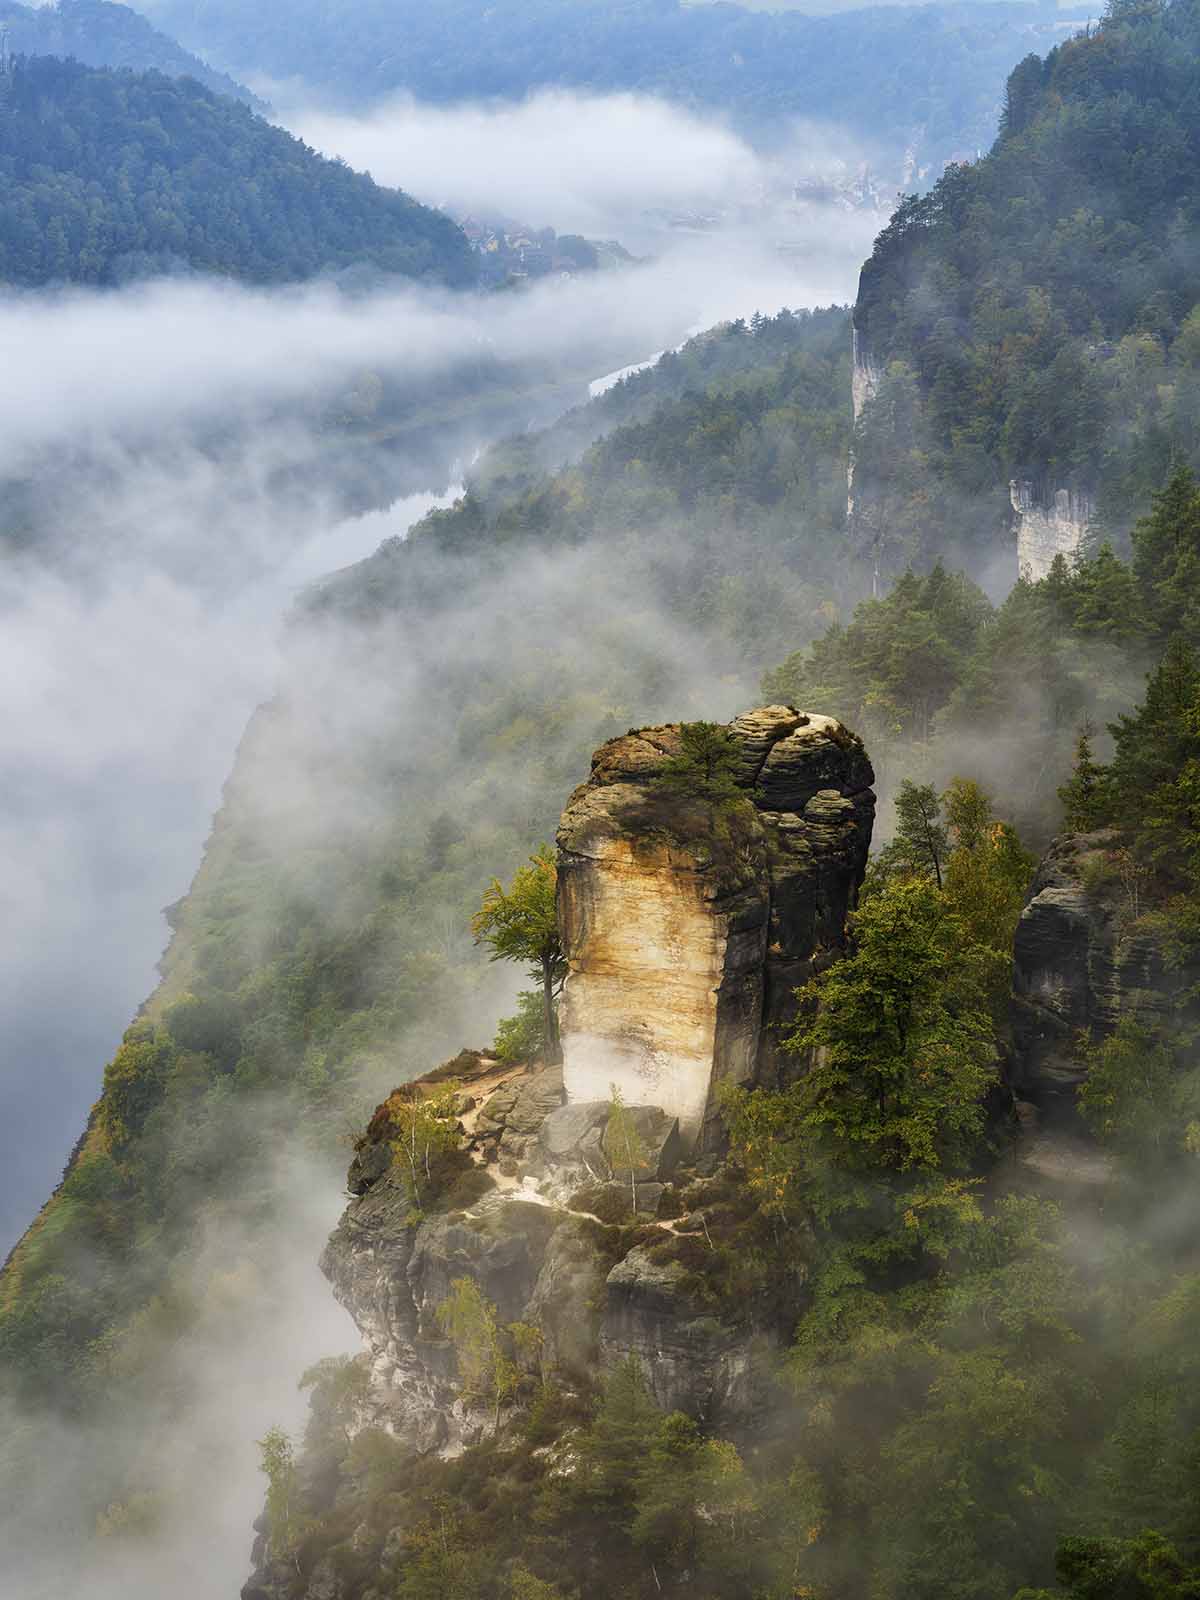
[556, 706, 875, 1148]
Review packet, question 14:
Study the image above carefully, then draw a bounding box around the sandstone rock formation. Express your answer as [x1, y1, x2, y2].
[556, 706, 875, 1147]
[1010, 830, 1188, 1118]
[1010, 479, 1093, 583]
[243, 710, 875, 1597]
[315, 1054, 777, 1466]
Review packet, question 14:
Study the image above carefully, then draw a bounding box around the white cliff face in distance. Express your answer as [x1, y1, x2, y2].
[1010, 480, 1093, 582]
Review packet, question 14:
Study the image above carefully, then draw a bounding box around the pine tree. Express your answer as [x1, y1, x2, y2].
[1059, 723, 1107, 830]
[1132, 466, 1200, 643]
[1108, 636, 1200, 848]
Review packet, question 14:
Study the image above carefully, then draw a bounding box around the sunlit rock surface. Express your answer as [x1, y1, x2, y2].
[557, 706, 875, 1147]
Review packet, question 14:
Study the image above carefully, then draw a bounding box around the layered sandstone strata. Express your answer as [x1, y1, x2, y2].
[556, 706, 875, 1146]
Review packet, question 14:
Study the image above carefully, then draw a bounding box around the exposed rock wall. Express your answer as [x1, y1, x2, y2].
[1010, 480, 1093, 582]
[848, 324, 882, 516]
[851, 325, 882, 423]
[1010, 831, 1188, 1118]
[315, 1056, 788, 1467]
[557, 706, 875, 1147]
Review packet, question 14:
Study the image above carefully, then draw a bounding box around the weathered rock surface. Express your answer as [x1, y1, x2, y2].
[557, 706, 874, 1147]
[1010, 479, 1093, 583]
[1010, 830, 1189, 1118]
[244, 710, 872, 1595]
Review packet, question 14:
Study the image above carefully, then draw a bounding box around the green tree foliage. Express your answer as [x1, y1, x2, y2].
[1060, 724, 1107, 831]
[1016, 1531, 1200, 1600]
[602, 1084, 652, 1209]
[436, 1278, 520, 1432]
[1078, 1017, 1200, 1171]
[0, 0, 258, 104]
[491, 989, 547, 1065]
[1106, 636, 1200, 879]
[472, 844, 566, 1064]
[653, 721, 744, 806]
[763, 564, 991, 743]
[257, 1424, 301, 1561]
[1132, 467, 1200, 644]
[99, 1021, 174, 1150]
[388, 1082, 463, 1220]
[853, 0, 1200, 568]
[786, 876, 998, 1180]
[0, 55, 476, 287]
[940, 777, 1037, 1008]
[142, 0, 1041, 156]
[873, 779, 949, 887]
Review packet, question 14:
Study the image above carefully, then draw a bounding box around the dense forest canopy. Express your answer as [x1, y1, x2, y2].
[0, 55, 476, 285]
[851, 0, 1200, 570]
[0, 0, 259, 105]
[144, 0, 1067, 157]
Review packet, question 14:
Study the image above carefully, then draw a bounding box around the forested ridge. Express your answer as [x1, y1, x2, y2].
[0, 55, 476, 286]
[145, 0, 1063, 156]
[0, 0, 259, 105]
[852, 0, 1200, 570]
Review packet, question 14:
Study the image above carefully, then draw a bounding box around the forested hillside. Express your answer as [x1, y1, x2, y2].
[0, 56, 476, 285]
[0, 309, 858, 1584]
[6, 4, 1200, 1595]
[145, 0, 1064, 159]
[0, 0, 259, 105]
[851, 0, 1200, 572]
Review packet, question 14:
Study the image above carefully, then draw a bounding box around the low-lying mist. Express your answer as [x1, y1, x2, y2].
[0, 89, 885, 1589]
[283, 89, 888, 257]
[0, 186, 870, 1252]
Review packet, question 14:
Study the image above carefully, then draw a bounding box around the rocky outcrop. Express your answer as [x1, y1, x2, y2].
[244, 709, 872, 1596]
[1010, 831, 1188, 1118]
[557, 706, 874, 1148]
[314, 1051, 795, 1471]
[1010, 480, 1093, 583]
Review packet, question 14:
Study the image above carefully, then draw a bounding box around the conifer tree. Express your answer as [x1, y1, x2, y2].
[1132, 466, 1200, 642]
[1059, 723, 1106, 830]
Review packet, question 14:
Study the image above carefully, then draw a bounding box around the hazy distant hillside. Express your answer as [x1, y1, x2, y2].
[0, 0, 258, 105]
[852, 0, 1200, 571]
[0, 55, 476, 286]
[144, 0, 1072, 162]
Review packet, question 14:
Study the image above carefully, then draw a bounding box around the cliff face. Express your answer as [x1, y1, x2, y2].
[847, 325, 882, 518]
[1011, 833, 1189, 1110]
[1010, 480, 1093, 583]
[557, 706, 875, 1147]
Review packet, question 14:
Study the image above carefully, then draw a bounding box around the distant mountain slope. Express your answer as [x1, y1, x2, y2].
[143, 0, 1072, 165]
[850, 0, 1200, 573]
[0, 0, 258, 106]
[0, 55, 476, 286]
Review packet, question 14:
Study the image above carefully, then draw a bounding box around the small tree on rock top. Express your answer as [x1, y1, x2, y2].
[654, 721, 744, 806]
[603, 1083, 652, 1210]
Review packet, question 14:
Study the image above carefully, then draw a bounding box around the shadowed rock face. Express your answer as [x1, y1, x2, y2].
[557, 706, 875, 1147]
[1011, 831, 1190, 1121]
